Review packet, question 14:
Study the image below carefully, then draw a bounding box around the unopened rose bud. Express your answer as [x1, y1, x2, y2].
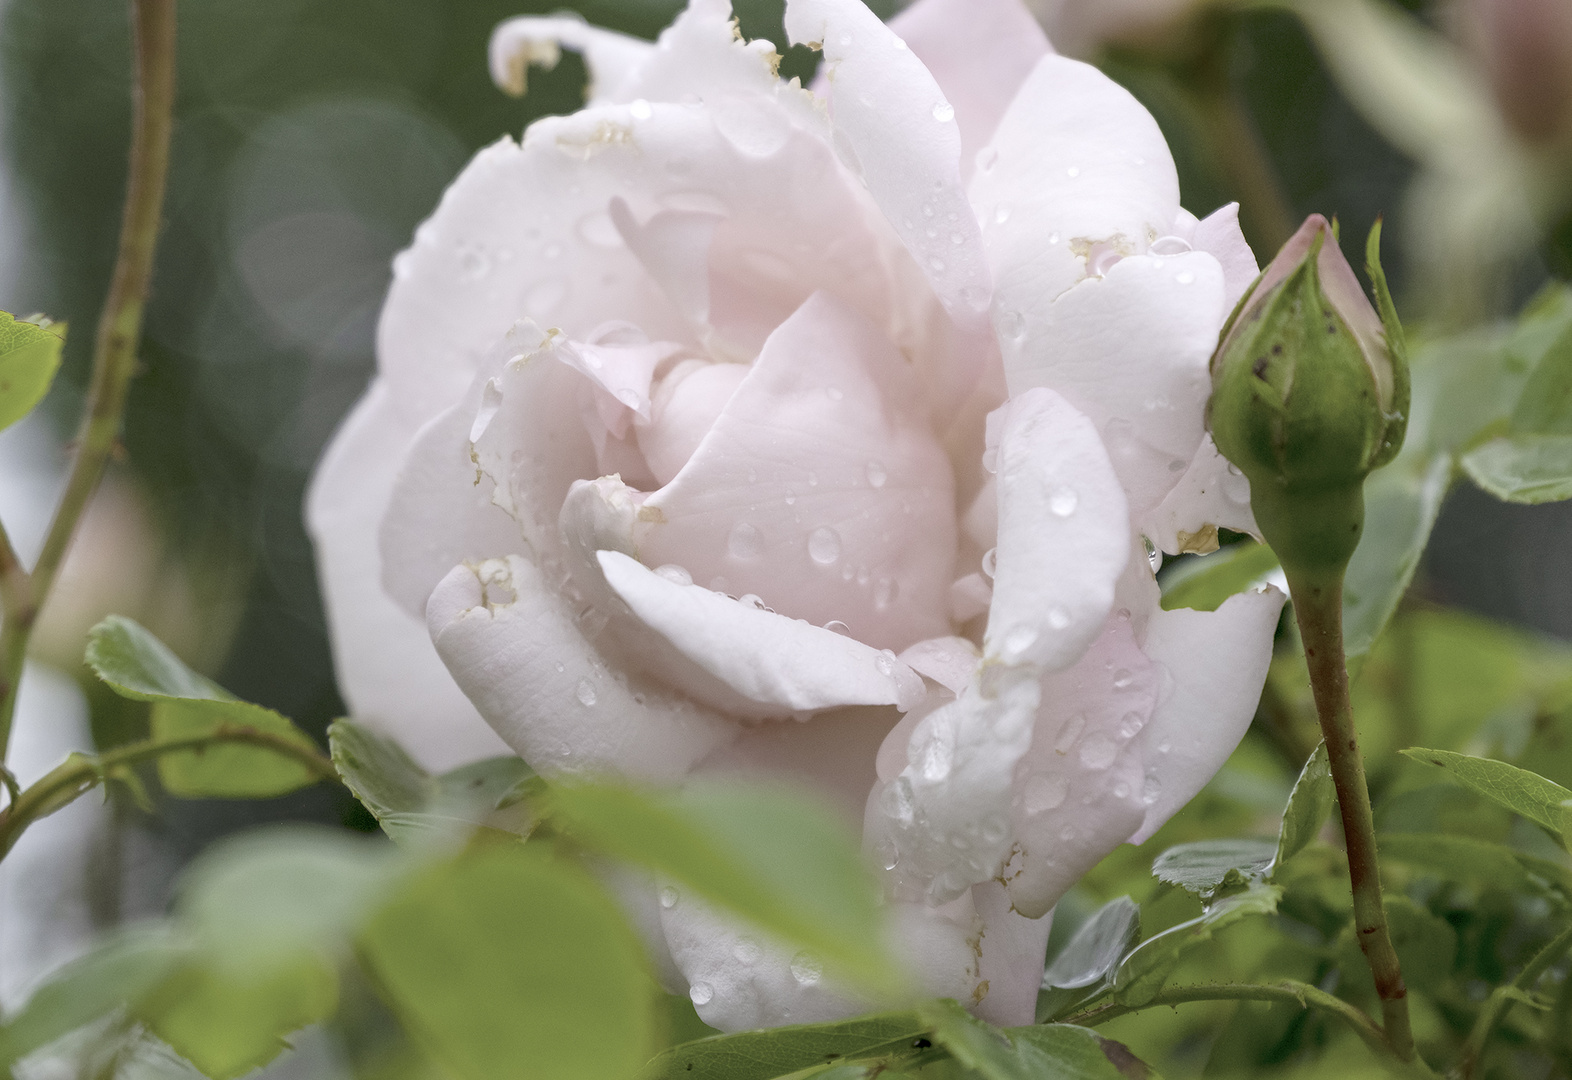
[1207, 214, 1408, 575]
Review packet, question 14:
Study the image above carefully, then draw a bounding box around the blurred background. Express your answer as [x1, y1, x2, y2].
[1, 0, 1570, 1068]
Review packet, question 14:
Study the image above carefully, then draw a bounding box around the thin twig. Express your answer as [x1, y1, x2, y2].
[0, 724, 339, 857]
[1458, 921, 1572, 1078]
[1063, 980, 1391, 1059]
[0, 0, 177, 762]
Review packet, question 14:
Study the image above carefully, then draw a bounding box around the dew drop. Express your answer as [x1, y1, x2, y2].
[1144, 537, 1162, 573]
[932, 101, 955, 122]
[1004, 624, 1038, 656]
[728, 522, 765, 560]
[866, 460, 888, 488]
[930, 257, 946, 271]
[1023, 774, 1068, 813]
[874, 577, 899, 609]
[655, 564, 692, 586]
[554, 662, 566, 673]
[875, 839, 900, 871]
[576, 679, 597, 707]
[1113, 781, 1131, 799]
[1175, 271, 1195, 285]
[1059, 824, 1076, 841]
[823, 619, 851, 635]
[1066, 165, 1081, 178]
[1048, 231, 1061, 245]
[630, 98, 653, 120]
[980, 547, 998, 580]
[981, 817, 1008, 844]
[733, 938, 763, 965]
[998, 308, 1025, 342]
[881, 778, 915, 824]
[807, 471, 819, 487]
[919, 734, 952, 781]
[790, 952, 823, 987]
[874, 649, 898, 677]
[1148, 235, 1192, 256]
[614, 387, 643, 410]
[739, 593, 768, 611]
[1047, 607, 1070, 630]
[981, 446, 1000, 474]
[660, 886, 679, 908]
[1112, 668, 1133, 690]
[1049, 487, 1078, 517]
[1055, 714, 1086, 753]
[994, 204, 1012, 225]
[689, 982, 713, 1005]
[1079, 733, 1118, 770]
[803, 526, 842, 568]
[1142, 775, 1163, 805]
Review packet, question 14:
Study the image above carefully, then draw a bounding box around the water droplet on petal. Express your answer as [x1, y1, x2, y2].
[733, 938, 762, 965]
[660, 886, 679, 908]
[874, 650, 897, 677]
[980, 547, 998, 580]
[1142, 775, 1163, 805]
[1005, 624, 1038, 656]
[994, 204, 1012, 225]
[920, 734, 952, 781]
[1113, 781, 1130, 799]
[1148, 235, 1192, 256]
[865, 460, 887, 488]
[1175, 271, 1195, 285]
[1049, 487, 1077, 517]
[932, 101, 955, 122]
[576, 679, 597, 707]
[1079, 733, 1118, 769]
[875, 839, 900, 870]
[689, 981, 713, 1005]
[808, 526, 842, 566]
[554, 662, 566, 673]
[728, 522, 764, 560]
[655, 564, 692, 586]
[929, 257, 946, 272]
[630, 98, 653, 120]
[739, 593, 768, 611]
[1023, 774, 1068, 813]
[1047, 607, 1070, 630]
[874, 577, 899, 609]
[790, 952, 823, 986]
[1112, 668, 1133, 690]
[823, 619, 851, 635]
[1066, 165, 1081, 178]
[1055, 714, 1086, 753]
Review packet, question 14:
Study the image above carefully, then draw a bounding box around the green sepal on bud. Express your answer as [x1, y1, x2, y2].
[1207, 215, 1409, 577]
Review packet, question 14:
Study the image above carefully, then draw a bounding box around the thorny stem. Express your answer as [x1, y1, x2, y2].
[0, 724, 339, 858]
[1287, 564, 1416, 1062]
[1063, 980, 1391, 1060]
[0, 0, 176, 761]
[1458, 921, 1572, 1078]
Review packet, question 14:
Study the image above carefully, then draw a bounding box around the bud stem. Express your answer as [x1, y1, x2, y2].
[1285, 563, 1415, 1062]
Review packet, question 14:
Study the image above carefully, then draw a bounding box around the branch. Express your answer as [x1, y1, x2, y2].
[0, 725, 339, 857]
[1063, 980, 1391, 1058]
[1458, 920, 1572, 1078]
[0, 0, 177, 761]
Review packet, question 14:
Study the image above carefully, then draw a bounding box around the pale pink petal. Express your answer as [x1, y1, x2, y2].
[985, 388, 1130, 671]
[888, 0, 1051, 179]
[378, 402, 526, 618]
[972, 53, 1181, 319]
[1130, 586, 1286, 842]
[488, 15, 654, 102]
[886, 895, 986, 1005]
[898, 636, 979, 697]
[1002, 251, 1228, 520]
[306, 382, 511, 769]
[597, 550, 925, 714]
[659, 893, 862, 1032]
[426, 555, 735, 781]
[639, 293, 957, 653]
[1190, 202, 1259, 311]
[639, 360, 750, 487]
[971, 881, 1053, 1026]
[784, 0, 997, 418]
[1141, 434, 1261, 556]
[1004, 616, 1157, 918]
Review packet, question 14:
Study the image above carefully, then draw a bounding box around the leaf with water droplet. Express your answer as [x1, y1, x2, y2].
[1151, 839, 1278, 896]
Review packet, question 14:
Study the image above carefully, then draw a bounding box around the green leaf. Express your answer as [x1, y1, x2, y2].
[1159, 542, 1281, 613]
[0, 926, 187, 1070]
[545, 779, 897, 992]
[1460, 434, 1572, 503]
[1275, 741, 1334, 867]
[359, 845, 655, 1080]
[1343, 450, 1452, 658]
[1151, 839, 1277, 895]
[86, 616, 321, 797]
[328, 719, 537, 845]
[137, 955, 338, 1080]
[1507, 285, 1572, 434]
[637, 1012, 935, 1080]
[1400, 747, 1572, 842]
[0, 311, 64, 431]
[919, 1002, 1151, 1080]
[1113, 884, 1282, 1006]
[1378, 832, 1560, 900]
[1042, 897, 1140, 991]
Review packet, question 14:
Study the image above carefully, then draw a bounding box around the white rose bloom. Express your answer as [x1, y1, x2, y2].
[307, 0, 1285, 1031]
